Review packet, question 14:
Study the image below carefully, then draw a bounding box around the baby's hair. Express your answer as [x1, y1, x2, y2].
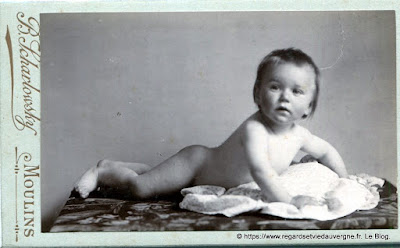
[253, 48, 320, 118]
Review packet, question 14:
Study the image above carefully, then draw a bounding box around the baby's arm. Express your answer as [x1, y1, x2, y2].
[242, 121, 292, 203]
[301, 129, 348, 178]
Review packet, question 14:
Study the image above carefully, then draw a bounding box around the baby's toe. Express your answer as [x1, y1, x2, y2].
[78, 188, 89, 198]
[74, 185, 87, 198]
[80, 191, 89, 199]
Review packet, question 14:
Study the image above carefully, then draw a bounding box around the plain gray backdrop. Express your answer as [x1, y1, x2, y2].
[41, 11, 396, 231]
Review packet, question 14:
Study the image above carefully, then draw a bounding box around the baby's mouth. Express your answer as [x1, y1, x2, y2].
[276, 106, 291, 114]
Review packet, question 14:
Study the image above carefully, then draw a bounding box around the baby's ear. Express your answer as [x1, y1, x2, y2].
[303, 104, 312, 119]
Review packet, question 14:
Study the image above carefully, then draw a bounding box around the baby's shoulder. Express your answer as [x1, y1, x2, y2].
[242, 114, 267, 132]
[292, 124, 313, 139]
[237, 115, 269, 141]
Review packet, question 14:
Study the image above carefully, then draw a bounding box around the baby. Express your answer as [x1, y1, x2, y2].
[75, 48, 348, 209]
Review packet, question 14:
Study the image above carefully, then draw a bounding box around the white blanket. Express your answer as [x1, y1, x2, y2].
[179, 163, 384, 220]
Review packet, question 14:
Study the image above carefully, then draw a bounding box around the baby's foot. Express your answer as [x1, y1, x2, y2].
[74, 167, 99, 198]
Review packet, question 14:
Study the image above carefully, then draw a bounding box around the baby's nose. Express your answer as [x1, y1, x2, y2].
[279, 90, 290, 102]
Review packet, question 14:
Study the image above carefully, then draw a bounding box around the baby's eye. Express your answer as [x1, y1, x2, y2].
[293, 88, 304, 95]
[269, 84, 280, 91]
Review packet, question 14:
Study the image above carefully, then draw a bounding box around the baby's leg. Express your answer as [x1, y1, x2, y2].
[129, 145, 211, 199]
[74, 160, 145, 198]
[75, 145, 211, 199]
[106, 161, 152, 175]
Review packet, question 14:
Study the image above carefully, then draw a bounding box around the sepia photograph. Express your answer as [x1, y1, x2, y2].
[40, 11, 397, 236]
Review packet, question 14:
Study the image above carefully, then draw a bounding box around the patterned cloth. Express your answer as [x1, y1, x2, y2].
[50, 181, 397, 232]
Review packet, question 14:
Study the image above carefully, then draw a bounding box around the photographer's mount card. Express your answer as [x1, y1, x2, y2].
[1, 1, 399, 247]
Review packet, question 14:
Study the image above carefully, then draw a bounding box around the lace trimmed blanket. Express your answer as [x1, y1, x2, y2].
[179, 163, 384, 220]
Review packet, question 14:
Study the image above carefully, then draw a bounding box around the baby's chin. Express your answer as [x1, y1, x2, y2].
[275, 112, 308, 123]
[259, 112, 297, 128]
[270, 115, 296, 125]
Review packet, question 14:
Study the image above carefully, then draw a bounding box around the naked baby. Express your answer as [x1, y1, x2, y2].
[75, 48, 348, 209]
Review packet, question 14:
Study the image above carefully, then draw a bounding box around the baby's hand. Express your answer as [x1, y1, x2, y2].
[324, 197, 342, 211]
[290, 195, 322, 209]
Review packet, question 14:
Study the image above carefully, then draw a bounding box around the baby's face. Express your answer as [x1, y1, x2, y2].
[255, 63, 316, 126]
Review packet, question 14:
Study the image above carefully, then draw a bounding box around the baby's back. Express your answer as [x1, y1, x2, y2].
[194, 114, 259, 188]
[193, 122, 253, 188]
[194, 113, 306, 188]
